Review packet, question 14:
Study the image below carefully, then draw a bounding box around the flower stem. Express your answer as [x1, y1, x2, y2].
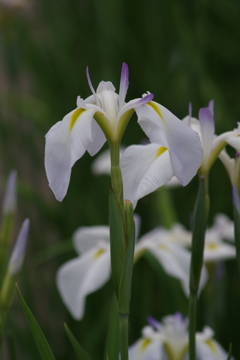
[118, 313, 129, 360]
[188, 176, 208, 360]
[188, 291, 197, 360]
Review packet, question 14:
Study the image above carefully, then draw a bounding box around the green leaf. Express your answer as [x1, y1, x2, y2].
[118, 200, 135, 314]
[227, 343, 232, 360]
[190, 177, 207, 293]
[16, 285, 56, 360]
[109, 189, 126, 298]
[105, 295, 119, 360]
[64, 323, 92, 360]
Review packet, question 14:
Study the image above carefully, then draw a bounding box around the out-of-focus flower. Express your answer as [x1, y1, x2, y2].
[120, 104, 203, 206]
[129, 313, 229, 360]
[8, 218, 30, 275]
[204, 226, 235, 263]
[2, 170, 17, 216]
[45, 63, 153, 201]
[57, 222, 203, 320]
[183, 101, 240, 176]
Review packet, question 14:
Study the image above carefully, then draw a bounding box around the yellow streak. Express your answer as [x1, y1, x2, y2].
[148, 101, 163, 119]
[206, 243, 218, 250]
[156, 146, 168, 158]
[94, 249, 105, 259]
[141, 339, 151, 351]
[69, 108, 86, 130]
[206, 340, 216, 352]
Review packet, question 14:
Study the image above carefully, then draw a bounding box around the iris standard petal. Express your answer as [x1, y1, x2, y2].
[136, 102, 203, 185]
[120, 143, 174, 207]
[56, 244, 111, 320]
[199, 107, 215, 170]
[45, 108, 96, 201]
[73, 226, 110, 254]
[119, 62, 129, 109]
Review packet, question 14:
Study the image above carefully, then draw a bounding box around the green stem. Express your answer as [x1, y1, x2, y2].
[188, 292, 197, 360]
[118, 313, 129, 360]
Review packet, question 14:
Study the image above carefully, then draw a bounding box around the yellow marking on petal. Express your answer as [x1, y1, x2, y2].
[159, 244, 168, 250]
[141, 339, 151, 351]
[205, 340, 216, 352]
[148, 101, 163, 119]
[94, 249, 105, 259]
[156, 146, 168, 158]
[206, 243, 218, 250]
[70, 108, 86, 130]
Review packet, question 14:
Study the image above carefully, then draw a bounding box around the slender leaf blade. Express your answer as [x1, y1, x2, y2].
[16, 285, 56, 360]
[64, 323, 92, 360]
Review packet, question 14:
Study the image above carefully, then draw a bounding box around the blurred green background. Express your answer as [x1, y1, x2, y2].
[0, 0, 240, 358]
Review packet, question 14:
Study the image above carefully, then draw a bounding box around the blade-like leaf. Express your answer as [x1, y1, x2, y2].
[105, 295, 119, 360]
[64, 323, 92, 360]
[227, 343, 232, 360]
[109, 189, 126, 298]
[118, 200, 135, 314]
[16, 285, 56, 360]
[189, 177, 207, 292]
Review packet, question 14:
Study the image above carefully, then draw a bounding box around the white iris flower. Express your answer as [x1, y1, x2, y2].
[129, 313, 229, 360]
[56, 222, 204, 320]
[44, 63, 153, 201]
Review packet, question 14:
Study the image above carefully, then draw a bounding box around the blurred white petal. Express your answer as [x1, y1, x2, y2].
[56, 243, 110, 320]
[73, 226, 110, 254]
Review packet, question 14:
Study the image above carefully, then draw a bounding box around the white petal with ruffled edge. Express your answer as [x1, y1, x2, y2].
[45, 107, 99, 201]
[56, 243, 110, 320]
[121, 143, 174, 207]
[73, 226, 110, 254]
[135, 102, 203, 186]
[196, 327, 228, 360]
[129, 337, 163, 360]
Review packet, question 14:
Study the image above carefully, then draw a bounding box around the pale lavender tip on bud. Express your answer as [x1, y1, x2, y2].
[208, 100, 214, 116]
[2, 170, 17, 216]
[147, 316, 161, 330]
[8, 218, 30, 276]
[188, 102, 192, 126]
[236, 151, 240, 158]
[233, 186, 240, 215]
[119, 62, 129, 108]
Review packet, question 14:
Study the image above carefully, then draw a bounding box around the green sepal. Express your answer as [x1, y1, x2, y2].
[64, 323, 92, 360]
[118, 200, 135, 314]
[109, 189, 126, 298]
[234, 203, 240, 281]
[105, 295, 119, 360]
[190, 177, 207, 293]
[227, 343, 232, 360]
[16, 284, 56, 360]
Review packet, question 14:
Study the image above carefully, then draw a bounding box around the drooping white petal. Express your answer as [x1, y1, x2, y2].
[136, 102, 203, 186]
[119, 62, 129, 110]
[2, 170, 17, 215]
[8, 219, 30, 275]
[196, 327, 228, 360]
[226, 135, 240, 151]
[73, 226, 110, 254]
[198, 107, 215, 170]
[45, 107, 96, 201]
[218, 149, 235, 185]
[117, 93, 154, 122]
[56, 244, 111, 320]
[121, 143, 174, 207]
[87, 118, 106, 156]
[129, 337, 163, 360]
